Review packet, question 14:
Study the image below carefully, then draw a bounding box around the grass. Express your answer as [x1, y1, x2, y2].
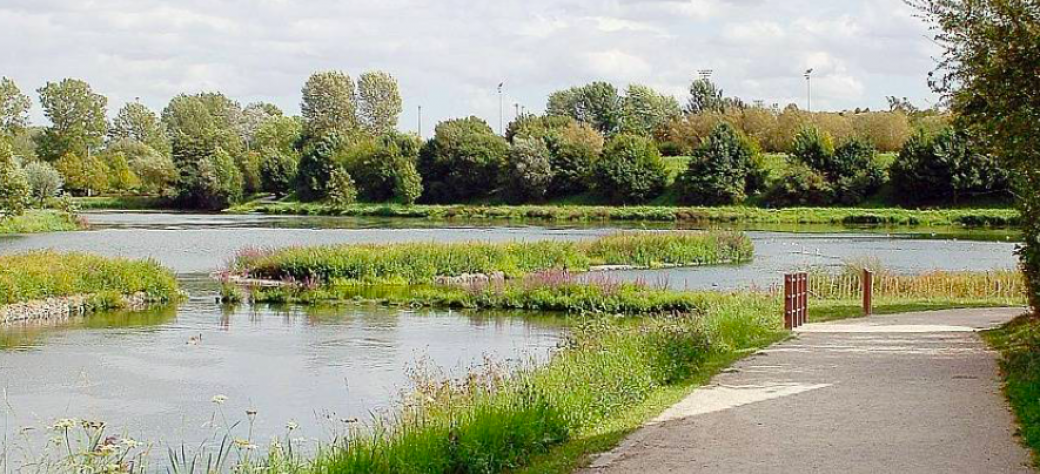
[232, 231, 753, 286]
[67, 195, 174, 210]
[0, 251, 179, 307]
[0, 210, 81, 234]
[231, 200, 1019, 227]
[985, 315, 1040, 467]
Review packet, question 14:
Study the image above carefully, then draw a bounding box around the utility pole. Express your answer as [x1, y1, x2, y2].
[514, 103, 520, 120]
[804, 69, 814, 113]
[498, 83, 504, 135]
[417, 105, 423, 138]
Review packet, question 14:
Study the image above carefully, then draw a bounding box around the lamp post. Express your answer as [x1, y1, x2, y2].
[497, 83, 504, 135]
[804, 69, 814, 113]
[417, 105, 423, 138]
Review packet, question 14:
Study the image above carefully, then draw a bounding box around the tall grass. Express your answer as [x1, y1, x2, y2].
[0, 251, 179, 306]
[804, 262, 1024, 301]
[0, 210, 81, 234]
[985, 317, 1040, 467]
[232, 201, 1019, 227]
[233, 232, 752, 286]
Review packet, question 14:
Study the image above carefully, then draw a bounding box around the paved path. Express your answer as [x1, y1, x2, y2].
[580, 308, 1034, 474]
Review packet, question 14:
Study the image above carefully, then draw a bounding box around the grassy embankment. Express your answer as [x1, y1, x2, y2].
[986, 315, 1040, 467]
[0, 210, 81, 234]
[0, 251, 179, 312]
[68, 195, 174, 210]
[232, 200, 1018, 227]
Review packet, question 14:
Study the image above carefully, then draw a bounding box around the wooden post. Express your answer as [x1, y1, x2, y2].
[799, 272, 808, 325]
[863, 269, 873, 316]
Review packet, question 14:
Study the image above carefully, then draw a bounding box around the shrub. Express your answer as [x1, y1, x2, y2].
[23, 160, 64, 204]
[850, 111, 912, 152]
[890, 128, 1009, 204]
[295, 132, 342, 201]
[417, 117, 508, 202]
[259, 153, 298, 198]
[236, 151, 263, 195]
[105, 139, 176, 196]
[0, 141, 31, 217]
[55, 152, 109, 196]
[502, 137, 553, 202]
[328, 167, 358, 205]
[345, 133, 424, 203]
[106, 151, 141, 193]
[788, 128, 883, 205]
[790, 126, 835, 172]
[677, 123, 763, 205]
[547, 122, 604, 196]
[763, 162, 833, 207]
[186, 148, 244, 210]
[592, 134, 667, 204]
[505, 114, 573, 143]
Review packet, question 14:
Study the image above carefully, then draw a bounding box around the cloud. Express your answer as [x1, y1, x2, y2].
[1, 0, 939, 134]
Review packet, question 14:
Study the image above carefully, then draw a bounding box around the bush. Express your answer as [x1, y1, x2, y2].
[23, 161, 64, 204]
[790, 126, 835, 172]
[55, 152, 109, 196]
[236, 151, 263, 195]
[677, 123, 763, 205]
[592, 134, 667, 204]
[763, 162, 833, 207]
[185, 148, 244, 210]
[295, 132, 342, 201]
[890, 128, 1009, 204]
[505, 114, 573, 143]
[502, 137, 553, 202]
[0, 142, 31, 217]
[328, 167, 358, 205]
[850, 111, 911, 152]
[106, 139, 176, 196]
[418, 117, 508, 203]
[788, 128, 883, 205]
[259, 153, 298, 198]
[106, 151, 141, 193]
[345, 133, 424, 204]
[547, 122, 604, 196]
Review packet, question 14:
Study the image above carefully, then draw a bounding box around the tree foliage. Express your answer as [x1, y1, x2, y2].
[890, 128, 1009, 204]
[301, 71, 358, 139]
[327, 167, 358, 205]
[35, 79, 108, 161]
[0, 141, 31, 217]
[24, 160, 64, 204]
[187, 148, 244, 210]
[344, 132, 424, 204]
[0, 77, 31, 135]
[685, 78, 726, 115]
[620, 84, 682, 136]
[678, 123, 763, 205]
[260, 153, 298, 198]
[55, 152, 109, 196]
[357, 71, 403, 136]
[546, 82, 622, 135]
[110, 102, 171, 156]
[417, 117, 508, 202]
[548, 121, 604, 196]
[295, 132, 343, 201]
[592, 134, 666, 204]
[502, 137, 553, 202]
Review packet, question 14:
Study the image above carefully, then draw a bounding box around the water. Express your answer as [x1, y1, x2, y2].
[0, 212, 1020, 452]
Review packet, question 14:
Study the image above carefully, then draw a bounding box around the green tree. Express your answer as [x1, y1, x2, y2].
[105, 151, 141, 193]
[187, 148, 244, 209]
[621, 84, 682, 136]
[24, 160, 64, 204]
[236, 151, 263, 195]
[35, 79, 108, 161]
[417, 117, 509, 202]
[763, 162, 834, 207]
[301, 71, 358, 139]
[502, 137, 553, 202]
[356, 71, 403, 136]
[327, 167, 358, 205]
[790, 126, 835, 172]
[548, 121, 604, 196]
[253, 115, 303, 158]
[890, 128, 1009, 204]
[678, 123, 763, 205]
[344, 133, 423, 203]
[240, 102, 283, 150]
[55, 152, 109, 196]
[260, 153, 298, 198]
[106, 139, 176, 196]
[295, 132, 342, 201]
[0, 141, 31, 217]
[685, 78, 725, 114]
[110, 102, 171, 156]
[592, 134, 667, 204]
[162, 93, 245, 205]
[546, 82, 622, 135]
[0, 77, 31, 136]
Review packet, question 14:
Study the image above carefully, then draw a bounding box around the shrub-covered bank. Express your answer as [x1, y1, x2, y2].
[0, 251, 179, 311]
[985, 317, 1040, 467]
[233, 201, 1019, 227]
[231, 232, 753, 286]
[0, 209, 81, 234]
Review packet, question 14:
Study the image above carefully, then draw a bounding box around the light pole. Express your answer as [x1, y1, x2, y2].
[514, 103, 520, 120]
[498, 83, 504, 135]
[804, 69, 814, 113]
[417, 105, 423, 138]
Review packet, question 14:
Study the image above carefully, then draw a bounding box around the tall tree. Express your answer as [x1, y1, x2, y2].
[911, 0, 1040, 311]
[162, 92, 244, 169]
[356, 71, 403, 136]
[685, 78, 725, 114]
[239, 102, 283, 150]
[621, 84, 682, 136]
[110, 102, 172, 156]
[301, 71, 358, 139]
[545, 82, 622, 135]
[35, 78, 108, 161]
[0, 77, 31, 136]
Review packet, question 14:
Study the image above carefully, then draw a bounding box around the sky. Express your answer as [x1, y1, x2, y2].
[0, 0, 942, 137]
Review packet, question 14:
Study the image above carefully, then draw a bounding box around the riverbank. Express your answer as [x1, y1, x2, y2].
[0, 251, 179, 323]
[230, 201, 1018, 227]
[230, 231, 753, 286]
[0, 210, 81, 234]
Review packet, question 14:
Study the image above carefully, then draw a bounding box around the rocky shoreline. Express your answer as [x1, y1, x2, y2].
[0, 292, 150, 325]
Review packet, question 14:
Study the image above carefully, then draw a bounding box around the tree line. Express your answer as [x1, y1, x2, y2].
[0, 73, 1009, 216]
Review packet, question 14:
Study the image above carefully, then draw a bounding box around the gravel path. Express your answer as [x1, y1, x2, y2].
[580, 307, 1033, 474]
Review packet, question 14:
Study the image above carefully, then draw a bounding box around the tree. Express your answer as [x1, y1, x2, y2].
[849, 112, 911, 152]
[55, 152, 109, 196]
[502, 137, 553, 202]
[0, 141, 31, 217]
[106, 151, 141, 193]
[678, 123, 763, 205]
[343, 132, 423, 203]
[327, 167, 358, 205]
[890, 128, 1009, 204]
[301, 71, 358, 139]
[548, 121, 604, 196]
[35, 79, 108, 161]
[0, 77, 31, 136]
[620, 84, 682, 137]
[253, 115, 303, 158]
[788, 127, 883, 205]
[239, 102, 283, 150]
[417, 117, 509, 202]
[546, 82, 622, 135]
[763, 163, 834, 207]
[162, 93, 245, 205]
[592, 134, 667, 204]
[187, 148, 243, 210]
[106, 139, 176, 196]
[24, 161, 63, 204]
[260, 153, 298, 198]
[505, 114, 573, 143]
[295, 132, 342, 201]
[685, 78, 726, 114]
[110, 102, 171, 156]
[356, 71, 403, 136]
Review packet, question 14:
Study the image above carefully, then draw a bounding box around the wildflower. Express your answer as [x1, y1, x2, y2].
[212, 394, 228, 404]
[51, 418, 76, 430]
[233, 438, 258, 450]
[96, 443, 118, 455]
[119, 438, 139, 449]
